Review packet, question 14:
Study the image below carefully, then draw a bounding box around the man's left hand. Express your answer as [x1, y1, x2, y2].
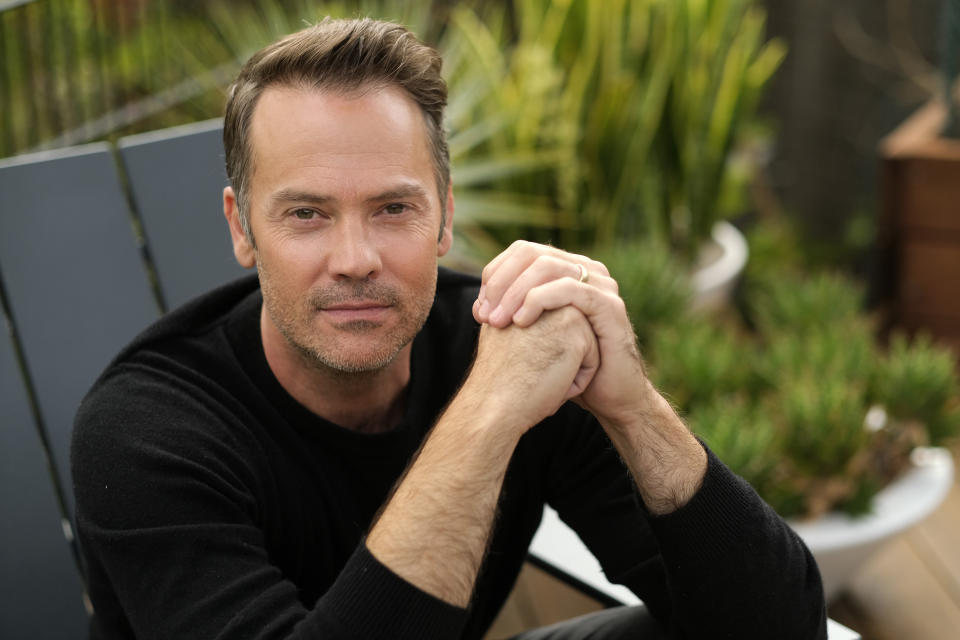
[473, 241, 708, 514]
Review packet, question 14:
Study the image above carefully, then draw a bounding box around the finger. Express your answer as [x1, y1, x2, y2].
[487, 255, 587, 327]
[480, 246, 607, 325]
[478, 243, 560, 321]
[565, 328, 600, 401]
[472, 296, 483, 324]
[511, 275, 621, 328]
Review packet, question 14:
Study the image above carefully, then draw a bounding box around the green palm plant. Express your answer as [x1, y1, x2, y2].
[442, 0, 785, 259]
[653, 0, 786, 256]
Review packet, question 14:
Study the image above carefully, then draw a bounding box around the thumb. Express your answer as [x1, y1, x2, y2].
[564, 332, 600, 401]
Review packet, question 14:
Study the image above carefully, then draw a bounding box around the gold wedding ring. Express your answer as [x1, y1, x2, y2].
[577, 263, 589, 284]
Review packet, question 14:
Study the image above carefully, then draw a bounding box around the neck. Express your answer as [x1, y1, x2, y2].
[260, 307, 411, 434]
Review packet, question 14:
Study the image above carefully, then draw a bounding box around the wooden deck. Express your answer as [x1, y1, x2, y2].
[487, 445, 960, 639]
[829, 445, 960, 640]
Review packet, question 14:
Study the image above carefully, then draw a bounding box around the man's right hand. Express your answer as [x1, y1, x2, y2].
[464, 305, 600, 432]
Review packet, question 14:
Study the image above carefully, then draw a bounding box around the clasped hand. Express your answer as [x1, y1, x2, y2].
[469, 241, 649, 431]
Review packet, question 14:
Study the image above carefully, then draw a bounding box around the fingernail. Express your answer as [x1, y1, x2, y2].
[478, 299, 490, 318]
[490, 305, 504, 324]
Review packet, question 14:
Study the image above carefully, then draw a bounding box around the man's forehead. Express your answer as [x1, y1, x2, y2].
[248, 83, 430, 158]
[245, 83, 438, 202]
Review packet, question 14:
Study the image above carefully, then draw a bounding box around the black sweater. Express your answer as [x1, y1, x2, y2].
[72, 268, 826, 639]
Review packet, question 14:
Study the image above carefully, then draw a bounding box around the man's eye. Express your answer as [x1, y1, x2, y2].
[293, 208, 316, 220]
[383, 203, 407, 215]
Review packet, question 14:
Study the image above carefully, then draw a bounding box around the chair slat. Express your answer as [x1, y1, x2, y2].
[119, 119, 250, 310]
[0, 328, 89, 637]
[0, 144, 159, 513]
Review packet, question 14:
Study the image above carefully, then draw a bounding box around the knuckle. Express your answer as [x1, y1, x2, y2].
[481, 262, 494, 282]
[555, 304, 580, 321]
[608, 277, 620, 295]
[590, 259, 610, 278]
[532, 253, 556, 271]
[512, 240, 535, 258]
[612, 295, 627, 314]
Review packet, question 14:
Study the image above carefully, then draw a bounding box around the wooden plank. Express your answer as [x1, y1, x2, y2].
[905, 449, 960, 607]
[899, 241, 960, 317]
[485, 562, 604, 639]
[842, 537, 960, 639]
[896, 156, 960, 233]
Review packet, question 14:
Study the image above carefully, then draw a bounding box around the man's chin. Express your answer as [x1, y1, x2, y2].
[297, 335, 409, 375]
[315, 350, 401, 375]
[328, 319, 384, 333]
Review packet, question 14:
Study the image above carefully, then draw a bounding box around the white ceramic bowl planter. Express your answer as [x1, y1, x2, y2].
[690, 221, 749, 311]
[788, 447, 955, 602]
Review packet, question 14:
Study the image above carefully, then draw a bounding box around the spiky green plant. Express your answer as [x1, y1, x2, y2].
[649, 315, 752, 412]
[747, 270, 866, 337]
[757, 320, 876, 393]
[775, 376, 870, 478]
[629, 229, 959, 519]
[688, 396, 779, 493]
[875, 333, 960, 444]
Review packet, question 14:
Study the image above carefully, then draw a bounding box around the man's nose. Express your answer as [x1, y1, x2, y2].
[327, 217, 381, 280]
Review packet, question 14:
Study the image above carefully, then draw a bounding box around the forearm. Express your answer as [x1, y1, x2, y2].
[366, 386, 521, 607]
[647, 448, 827, 639]
[599, 379, 707, 515]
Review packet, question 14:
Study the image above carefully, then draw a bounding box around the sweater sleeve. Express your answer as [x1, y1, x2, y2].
[543, 407, 827, 640]
[72, 367, 466, 640]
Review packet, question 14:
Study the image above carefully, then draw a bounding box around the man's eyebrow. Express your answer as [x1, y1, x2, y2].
[267, 184, 430, 207]
[268, 189, 334, 206]
[365, 184, 430, 203]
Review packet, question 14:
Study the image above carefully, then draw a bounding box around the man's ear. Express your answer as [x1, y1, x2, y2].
[223, 186, 256, 268]
[438, 183, 454, 257]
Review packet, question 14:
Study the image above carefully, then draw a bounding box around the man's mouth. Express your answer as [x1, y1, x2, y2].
[320, 301, 392, 322]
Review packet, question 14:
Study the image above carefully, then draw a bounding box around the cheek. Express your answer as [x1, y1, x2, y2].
[260, 239, 326, 284]
[389, 239, 438, 277]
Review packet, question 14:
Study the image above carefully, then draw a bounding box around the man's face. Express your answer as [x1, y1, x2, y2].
[225, 83, 453, 374]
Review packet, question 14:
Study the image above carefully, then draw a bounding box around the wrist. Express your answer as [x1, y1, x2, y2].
[599, 384, 707, 515]
[452, 372, 542, 442]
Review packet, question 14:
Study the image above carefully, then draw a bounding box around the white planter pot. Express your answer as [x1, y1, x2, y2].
[788, 447, 955, 602]
[690, 221, 748, 311]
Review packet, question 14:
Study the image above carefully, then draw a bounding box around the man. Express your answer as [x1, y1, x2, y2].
[72, 17, 826, 640]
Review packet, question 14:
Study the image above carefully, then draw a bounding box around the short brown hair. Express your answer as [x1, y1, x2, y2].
[223, 17, 449, 243]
